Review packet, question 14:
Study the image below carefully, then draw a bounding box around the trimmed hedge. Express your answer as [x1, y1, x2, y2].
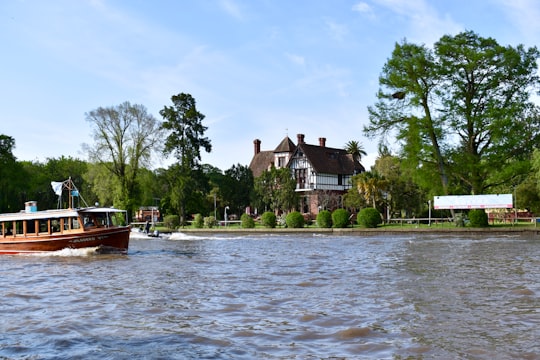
[240, 213, 255, 228]
[357, 207, 382, 228]
[286, 211, 305, 228]
[468, 209, 489, 227]
[317, 210, 332, 228]
[332, 208, 350, 228]
[261, 211, 277, 228]
[193, 213, 204, 228]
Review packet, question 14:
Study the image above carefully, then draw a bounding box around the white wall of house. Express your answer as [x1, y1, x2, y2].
[290, 155, 353, 192]
[275, 152, 292, 169]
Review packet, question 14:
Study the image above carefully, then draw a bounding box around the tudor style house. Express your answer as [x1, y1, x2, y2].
[249, 133, 365, 215]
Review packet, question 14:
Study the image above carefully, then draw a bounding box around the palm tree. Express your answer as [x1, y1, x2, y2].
[355, 171, 387, 209]
[345, 140, 367, 163]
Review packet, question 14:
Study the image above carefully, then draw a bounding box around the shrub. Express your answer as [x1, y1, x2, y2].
[261, 211, 277, 228]
[317, 210, 332, 228]
[468, 209, 489, 227]
[286, 211, 305, 228]
[240, 213, 255, 228]
[454, 213, 465, 227]
[193, 213, 204, 228]
[357, 208, 382, 228]
[204, 216, 217, 228]
[332, 208, 350, 228]
[163, 214, 180, 230]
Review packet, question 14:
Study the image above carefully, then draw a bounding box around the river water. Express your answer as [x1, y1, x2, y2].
[0, 232, 538, 359]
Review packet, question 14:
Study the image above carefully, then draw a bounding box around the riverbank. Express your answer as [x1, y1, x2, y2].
[173, 226, 540, 236]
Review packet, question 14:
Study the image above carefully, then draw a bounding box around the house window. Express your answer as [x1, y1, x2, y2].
[295, 168, 306, 188]
[278, 156, 286, 168]
[338, 174, 343, 185]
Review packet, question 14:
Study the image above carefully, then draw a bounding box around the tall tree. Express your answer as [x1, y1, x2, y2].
[344, 140, 367, 163]
[436, 31, 540, 194]
[223, 164, 254, 215]
[366, 31, 540, 196]
[0, 135, 27, 212]
[254, 166, 297, 214]
[84, 101, 163, 221]
[352, 171, 387, 209]
[366, 39, 448, 195]
[159, 93, 212, 224]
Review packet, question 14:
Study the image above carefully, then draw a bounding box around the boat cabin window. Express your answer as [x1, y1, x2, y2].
[51, 219, 61, 233]
[84, 216, 95, 228]
[2, 222, 14, 236]
[39, 219, 49, 234]
[71, 217, 81, 230]
[26, 220, 36, 235]
[15, 220, 24, 235]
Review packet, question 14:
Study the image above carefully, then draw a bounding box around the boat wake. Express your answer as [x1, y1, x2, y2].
[24, 247, 102, 257]
[169, 232, 208, 241]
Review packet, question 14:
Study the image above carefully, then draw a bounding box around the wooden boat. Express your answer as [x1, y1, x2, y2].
[0, 178, 130, 255]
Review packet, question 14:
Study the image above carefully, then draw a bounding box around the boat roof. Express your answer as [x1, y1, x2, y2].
[0, 207, 125, 222]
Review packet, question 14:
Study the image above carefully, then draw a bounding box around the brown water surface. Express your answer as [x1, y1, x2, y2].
[0, 232, 538, 359]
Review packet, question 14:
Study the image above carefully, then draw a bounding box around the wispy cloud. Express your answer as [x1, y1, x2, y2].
[371, 0, 462, 45]
[285, 52, 306, 66]
[219, 0, 244, 20]
[325, 19, 348, 42]
[352, 2, 375, 18]
[496, 0, 540, 45]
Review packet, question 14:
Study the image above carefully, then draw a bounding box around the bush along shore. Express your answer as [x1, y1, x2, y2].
[147, 208, 540, 235]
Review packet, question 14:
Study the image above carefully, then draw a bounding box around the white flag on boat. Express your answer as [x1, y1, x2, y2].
[51, 181, 63, 196]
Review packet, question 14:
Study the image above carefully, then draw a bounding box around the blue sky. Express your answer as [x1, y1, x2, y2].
[2, 0, 540, 171]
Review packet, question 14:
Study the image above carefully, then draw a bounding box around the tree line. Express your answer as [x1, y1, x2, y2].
[2, 31, 540, 223]
[349, 30, 540, 218]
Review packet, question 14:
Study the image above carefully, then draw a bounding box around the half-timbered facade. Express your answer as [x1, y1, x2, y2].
[249, 133, 365, 215]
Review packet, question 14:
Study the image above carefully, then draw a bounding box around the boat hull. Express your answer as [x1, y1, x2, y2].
[0, 227, 130, 255]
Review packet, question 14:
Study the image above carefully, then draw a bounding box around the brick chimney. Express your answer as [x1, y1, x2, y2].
[318, 137, 326, 147]
[254, 139, 261, 155]
[297, 134, 305, 145]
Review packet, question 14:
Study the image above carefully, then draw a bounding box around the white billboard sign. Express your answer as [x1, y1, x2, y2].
[433, 194, 513, 210]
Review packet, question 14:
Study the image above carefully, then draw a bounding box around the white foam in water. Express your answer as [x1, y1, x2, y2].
[129, 231, 152, 239]
[168, 232, 207, 241]
[25, 247, 101, 257]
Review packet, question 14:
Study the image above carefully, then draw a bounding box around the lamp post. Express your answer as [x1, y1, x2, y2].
[224, 206, 229, 227]
[428, 199, 432, 227]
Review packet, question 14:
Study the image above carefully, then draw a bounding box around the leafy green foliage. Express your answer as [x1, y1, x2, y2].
[240, 213, 255, 228]
[316, 210, 332, 228]
[204, 216, 216, 228]
[254, 167, 298, 213]
[357, 208, 382, 228]
[164, 214, 180, 230]
[332, 208, 350, 228]
[468, 209, 489, 227]
[0, 135, 27, 213]
[261, 211, 276, 228]
[84, 102, 163, 221]
[159, 93, 212, 224]
[366, 30, 540, 196]
[193, 213, 204, 228]
[223, 164, 254, 215]
[285, 211, 304, 228]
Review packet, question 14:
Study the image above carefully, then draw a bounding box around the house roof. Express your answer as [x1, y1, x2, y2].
[274, 136, 296, 153]
[294, 143, 365, 175]
[249, 150, 275, 178]
[249, 136, 296, 177]
[249, 134, 365, 177]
